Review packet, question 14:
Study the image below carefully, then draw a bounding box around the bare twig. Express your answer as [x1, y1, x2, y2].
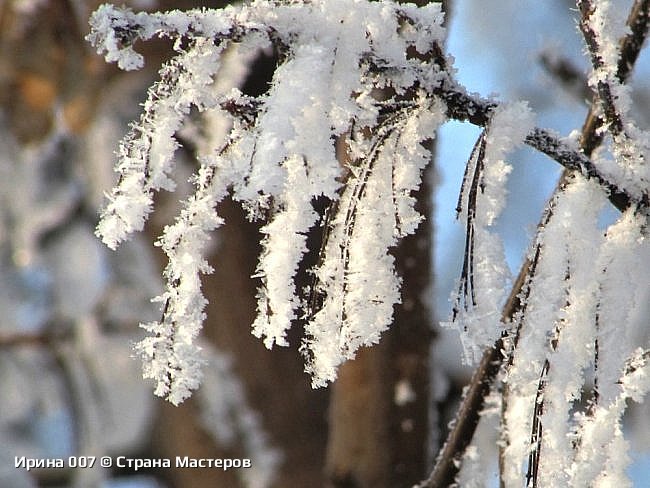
[0, 328, 72, 347]
[539, 50, 591, 102]
[453, 131, 487, 321]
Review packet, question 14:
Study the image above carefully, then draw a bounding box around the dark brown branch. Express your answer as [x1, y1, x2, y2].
[435, 81, 646, 211]
[618, 0, 650, 82]
[416, 336, 505, 488]
[539, 51, 591, 102]
[526, 358, 549, 488]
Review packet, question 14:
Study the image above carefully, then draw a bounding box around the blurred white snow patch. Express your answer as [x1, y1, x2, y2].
[0, 454, 37, 488]
[0, 349, 75, 463]
[43, 223, 109, 320]
[102, 476, 165, 488]
[104, 236, 165, 326]
[197, 347, 282, 488]
[394, 379, 417, 406]
[92, 333, 156, 453]
[12, 0, 47, 15]
[0, 262, 51, 332]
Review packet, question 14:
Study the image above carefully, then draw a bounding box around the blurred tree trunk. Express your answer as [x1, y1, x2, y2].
[0, 0, 107, 143]
[325, 150, 436, 488]
[325, 1, 445, 485]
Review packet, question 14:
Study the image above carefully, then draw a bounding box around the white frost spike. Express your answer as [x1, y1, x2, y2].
[303, 98, 446, 387]
[252, 155, 319, 348]
[97, 38, 225, 249]
[134, 156, 230, 405]
[500, 178, 604, 487]
[392, 98, 447, 237]
[536, 178, 606, 487]
[248, 42, 342, 347]
[595, 210, 650, 404]
[452, 101, 535, 364]
[303, 136, 401, 387]
[568, 348, 650, 487]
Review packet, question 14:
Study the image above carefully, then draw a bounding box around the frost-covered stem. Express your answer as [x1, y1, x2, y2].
[577, 0, 650, 189]
[568, 348, 650, 485]
[580, 0, 650, 154]
[421, 235, 542, 488]
[578, 0, 625, 137]
[415, 336, 504, 488]
[87, 4, 289, 71]
[525, 128, 639, 210]
[435, 81, 646, 211]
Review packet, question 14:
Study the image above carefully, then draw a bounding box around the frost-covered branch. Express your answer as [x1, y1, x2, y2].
[86, 3, 287, 71]
[578, 0, 628, 138]
[89, 0, 447, 402]
[580, 0, 650, 155]
[421, 1, 650, 486]
[577, 0, 650, 201]
[568, 347, 650, 486]
[449, 102, 534, 361]
[89, 0, 650, 424]
[434, 79, 648, 211]
[88, 10, 649, 488]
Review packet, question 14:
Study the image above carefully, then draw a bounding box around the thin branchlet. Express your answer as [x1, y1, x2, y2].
[453, 130, 487, 321]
